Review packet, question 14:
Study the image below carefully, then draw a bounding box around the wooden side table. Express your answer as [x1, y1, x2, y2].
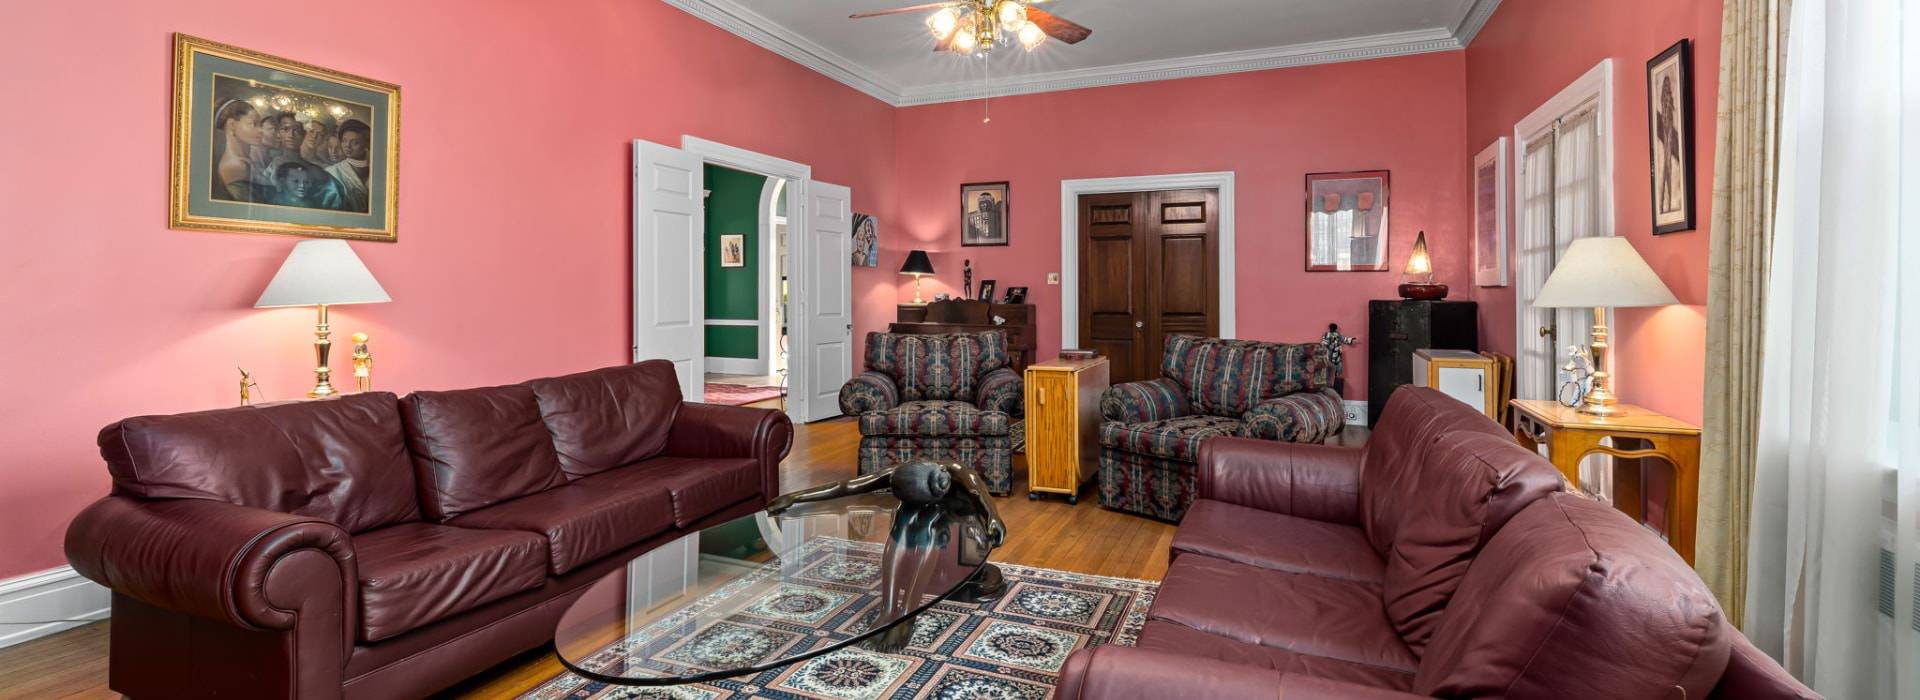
[1023, 357, 1109, 503]
[1510, 399, 1702, 564]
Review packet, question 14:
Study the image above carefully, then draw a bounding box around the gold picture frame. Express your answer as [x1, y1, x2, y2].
[170, 34, 400, 242]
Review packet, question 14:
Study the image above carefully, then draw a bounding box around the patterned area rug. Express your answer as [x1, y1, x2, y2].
[519, 550, 1154, 700]
[705, 383, 786, 407]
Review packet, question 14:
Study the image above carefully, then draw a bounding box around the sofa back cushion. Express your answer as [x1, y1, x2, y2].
[861, 331, 1008, 403]
[1379, 432, 1565, 654]
[1358, 387, 1513, 553]
[525, 360, 681, 478]
[98, 392, 419, 533]
[401, 384, 567, 520]
[1159, 336, 1336, 418]
[1412, 493, 1731, 698]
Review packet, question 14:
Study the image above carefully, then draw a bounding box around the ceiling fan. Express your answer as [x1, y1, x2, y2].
[850, 1, 1092, 56]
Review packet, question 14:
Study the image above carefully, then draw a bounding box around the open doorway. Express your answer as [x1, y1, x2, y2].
[700, 165, 789, 408]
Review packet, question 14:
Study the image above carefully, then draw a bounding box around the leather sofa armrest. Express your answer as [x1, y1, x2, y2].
[975, 367, 1023, 415]
[1197, 436, 1364, 525]
[1059, 647, 1423, 700]
[64, 496, 356, 646]
[665, 402, 794, 500]
[838, 371, 899, 416]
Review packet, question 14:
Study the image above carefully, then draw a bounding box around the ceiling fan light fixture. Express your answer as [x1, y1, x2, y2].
[1017, 21, 1046, 50]
[953, 26, 979, 53]
[927, 7, 959, 39]
[996, 1, 1027, 31]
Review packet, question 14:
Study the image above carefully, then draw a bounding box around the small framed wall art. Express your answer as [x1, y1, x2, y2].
[1305, 170, 1390, 271]
[961, 181, 1009, 246]
[1647, 39, 1696, 234]
[719, 234, 746, 267]
[1473, 138, 1509, 286]
[170, 34, 400, 241]
[851, 213, 879, 267]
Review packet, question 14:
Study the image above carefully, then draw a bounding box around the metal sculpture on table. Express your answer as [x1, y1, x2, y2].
[766, 461, 1006, 651]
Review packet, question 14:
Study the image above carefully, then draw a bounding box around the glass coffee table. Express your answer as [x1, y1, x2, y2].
[553, 462, 1007, 687]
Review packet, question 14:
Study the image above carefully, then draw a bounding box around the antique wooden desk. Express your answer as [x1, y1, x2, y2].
[892, 300, 1038, 369]
[1510, 399, 1702, 564]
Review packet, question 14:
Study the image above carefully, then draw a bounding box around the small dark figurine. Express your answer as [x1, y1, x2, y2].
[963, 259, 973, 300]
[766, 461, 1007, 652]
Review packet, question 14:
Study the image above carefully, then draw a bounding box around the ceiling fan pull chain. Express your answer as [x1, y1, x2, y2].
[982, 53, 992, 124]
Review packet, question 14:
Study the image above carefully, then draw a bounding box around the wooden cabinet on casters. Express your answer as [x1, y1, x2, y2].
[1022, 357, 1110, 503]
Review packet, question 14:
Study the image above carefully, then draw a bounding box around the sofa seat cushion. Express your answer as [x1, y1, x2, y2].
[583, 456, 760, 527]
[1099, 415, 1243, 462]
[352, 523, 548, 642]
[1134, 620, 1414, 691]
[858, 400, 1010, 438]
[449, 479, 676, 575]
[1171, 500, 1384, 583]
[1149, 554, 1417, 673]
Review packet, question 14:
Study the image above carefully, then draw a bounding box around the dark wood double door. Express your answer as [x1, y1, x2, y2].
[1078, 189, 1220, 384]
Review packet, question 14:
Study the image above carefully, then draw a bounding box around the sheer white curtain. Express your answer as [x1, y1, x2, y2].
[1745, 0, 1920, 696]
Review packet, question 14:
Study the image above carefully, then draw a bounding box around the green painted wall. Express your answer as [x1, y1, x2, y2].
[705, 165, 765, 360]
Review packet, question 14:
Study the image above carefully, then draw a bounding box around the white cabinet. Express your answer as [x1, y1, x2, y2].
[1412, 349, 1498, 418]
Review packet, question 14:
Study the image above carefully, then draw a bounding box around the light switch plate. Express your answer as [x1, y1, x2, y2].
[1047, 272, 1061, 284]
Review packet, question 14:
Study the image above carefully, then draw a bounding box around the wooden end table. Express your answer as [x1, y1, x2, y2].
[1509, 399, 1702, 564]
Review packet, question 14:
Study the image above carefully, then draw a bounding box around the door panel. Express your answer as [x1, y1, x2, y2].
[1079, 189, 1218, 385]
[798, 180, 853, 423]
[632, 140, 705, 401]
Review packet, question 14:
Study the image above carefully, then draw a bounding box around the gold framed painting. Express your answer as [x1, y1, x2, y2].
[170, 34, 400, 242]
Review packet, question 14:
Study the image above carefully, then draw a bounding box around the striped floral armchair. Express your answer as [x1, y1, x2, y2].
[1097, 335, 1345, 520]
[839, 331, 1022, 494]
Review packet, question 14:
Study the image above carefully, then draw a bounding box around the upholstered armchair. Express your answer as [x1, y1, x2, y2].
[1097, 334, 1345, 520]
[840, 330, 1022, 494]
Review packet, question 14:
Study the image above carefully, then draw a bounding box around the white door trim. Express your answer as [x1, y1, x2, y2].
[680, 136, 815, 415]
[1511, 59, 1613, 401]
[1059, 171, 1237, 348]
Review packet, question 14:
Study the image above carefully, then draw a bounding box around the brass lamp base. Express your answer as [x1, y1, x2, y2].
[308, 304, 338, 398]
[1577, 305, 1619, 417]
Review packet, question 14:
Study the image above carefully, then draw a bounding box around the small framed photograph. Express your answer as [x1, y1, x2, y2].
[1647, 39, 1696, 234]
[1305, 170, 1390, 271]
[719, 234, 746, 267]
[851, 213, 878, 267]
[1002, 286, 1028, 304]
[961, 182, 1009, 246]
[1473, 138, 1509, 286]
[976, 279, 997, 303]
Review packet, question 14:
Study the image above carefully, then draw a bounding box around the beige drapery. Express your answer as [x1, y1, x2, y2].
[1697, 0, 1789, 628]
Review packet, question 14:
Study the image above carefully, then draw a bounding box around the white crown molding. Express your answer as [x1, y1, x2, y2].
[666, 0, 1505, 106]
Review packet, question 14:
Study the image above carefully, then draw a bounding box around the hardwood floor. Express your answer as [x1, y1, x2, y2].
[0, 404, 1183, 699]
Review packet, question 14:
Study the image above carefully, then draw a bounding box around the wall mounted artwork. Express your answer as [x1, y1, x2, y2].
[1305, 170, 1390, 271]
[720, 234, 746, 267]
[1473, 138, 1509, 286]
[1647, 39, 1696, 234]
[961, 181, 1009, 246]
[170, 34, 400, 242]
[852, 213, 879, 267]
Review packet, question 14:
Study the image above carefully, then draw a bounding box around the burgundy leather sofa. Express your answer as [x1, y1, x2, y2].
[65, 360, 792, 699]
[1057, 387, 1817, 699]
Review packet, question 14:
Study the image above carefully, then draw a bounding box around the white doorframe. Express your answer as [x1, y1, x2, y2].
[759, 177, 787, 376]
[679, 136, 816, 416]
[1512, 60, 1614, 401]
[1059, 171, 1237, 348]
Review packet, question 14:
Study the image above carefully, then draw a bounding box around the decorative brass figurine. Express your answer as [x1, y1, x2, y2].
[351, 333, 373, 392]
[238, 367, 259, 406]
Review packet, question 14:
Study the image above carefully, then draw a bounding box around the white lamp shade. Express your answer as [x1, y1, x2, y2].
[1532, 236, 1678, 309]
[254, 239, 392, 308]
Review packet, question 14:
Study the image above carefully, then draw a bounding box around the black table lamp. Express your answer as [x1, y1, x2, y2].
[901, 250, 935, 304]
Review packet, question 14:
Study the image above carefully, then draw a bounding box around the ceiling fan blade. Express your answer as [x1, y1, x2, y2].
[849, 2, 956, 19]
[1025, 8, 1092, 44]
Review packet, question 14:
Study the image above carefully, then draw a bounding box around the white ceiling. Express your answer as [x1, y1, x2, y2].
[661, 0, 1502, 106]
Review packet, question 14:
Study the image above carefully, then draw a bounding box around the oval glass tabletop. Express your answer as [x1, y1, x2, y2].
[553, 479, 1003, 686]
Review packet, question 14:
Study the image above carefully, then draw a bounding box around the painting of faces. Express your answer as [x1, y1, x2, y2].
[209, 77, 375, 213]
[851, 213, 879, 267]
[961, 182, 1009, 246]
[1646, 39, 1695, 234]
[172, 35, 399, 241]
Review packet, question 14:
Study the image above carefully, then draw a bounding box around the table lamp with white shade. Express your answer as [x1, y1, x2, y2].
[255, 239, 391, 398]
[1531, 236, 1677, 416]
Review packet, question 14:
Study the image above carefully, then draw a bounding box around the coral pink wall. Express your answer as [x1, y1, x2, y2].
[885, 53, 1471, 394]
[0, 0, 896, 579]
[1465, 0, 1722, 424]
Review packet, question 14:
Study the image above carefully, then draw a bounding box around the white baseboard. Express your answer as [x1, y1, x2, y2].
[1342, 400, 1368, 426]
[0, 565, 109, 649]
[706, 356, 768, 375]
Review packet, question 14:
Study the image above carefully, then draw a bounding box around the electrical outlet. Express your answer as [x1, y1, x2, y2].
[1341, 400, 1367, 425]
[1046, 272, 1061, 285]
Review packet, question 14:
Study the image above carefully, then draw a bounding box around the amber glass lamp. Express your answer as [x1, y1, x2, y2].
[1396, 230, 1448, 300]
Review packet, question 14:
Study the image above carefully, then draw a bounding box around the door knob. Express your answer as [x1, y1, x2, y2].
[1134, 321, 1145, 329]
[1538, 325, 1556, 339]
